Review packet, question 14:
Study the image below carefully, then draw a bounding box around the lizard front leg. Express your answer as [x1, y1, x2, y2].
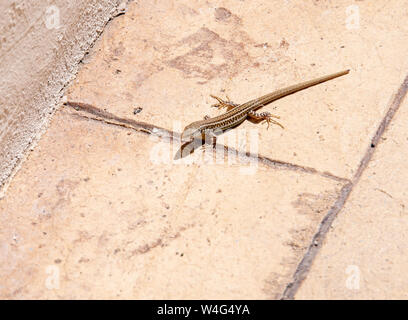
[210, 95, 239, 111]
[248, 111, 284, 129]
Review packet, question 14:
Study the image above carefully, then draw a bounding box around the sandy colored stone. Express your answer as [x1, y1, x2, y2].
[3, 0, 408, 301]
[0, 108, 342, 299]
[296, 97, 408, 299]
[67, 0, 408, 180]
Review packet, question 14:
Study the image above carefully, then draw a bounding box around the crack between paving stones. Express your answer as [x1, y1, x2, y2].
[64, 101, 349, 183]
[58, 3, 407, 299]
[0, 1, 134, 198]
[280, 72, 408, 300]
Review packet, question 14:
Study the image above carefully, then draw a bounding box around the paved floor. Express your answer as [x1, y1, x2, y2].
[1, 0, 408, 299]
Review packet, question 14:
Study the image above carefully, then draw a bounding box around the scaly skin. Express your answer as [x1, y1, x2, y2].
[181, 69, 349, 142]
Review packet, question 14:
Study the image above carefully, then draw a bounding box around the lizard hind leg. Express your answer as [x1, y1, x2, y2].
[210, 94, 239, 111]
[248, 110, 284, 129]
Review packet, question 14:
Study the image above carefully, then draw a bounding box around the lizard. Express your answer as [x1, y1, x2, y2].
[181, 69, 349, 143]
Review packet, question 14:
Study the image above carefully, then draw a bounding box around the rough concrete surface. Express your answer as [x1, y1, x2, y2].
[0, 0, 124, 196]
[1, 0, 408, 299]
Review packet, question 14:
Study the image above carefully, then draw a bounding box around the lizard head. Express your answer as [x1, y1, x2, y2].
[181, 121, 202, 142]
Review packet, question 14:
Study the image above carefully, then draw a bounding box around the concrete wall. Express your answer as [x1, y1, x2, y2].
[0, 0, 124, 196]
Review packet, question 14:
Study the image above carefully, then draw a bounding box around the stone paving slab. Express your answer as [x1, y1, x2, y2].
[0, 109, 343, 299]
[295, 96, 408, 299]
[67, 0, 408, 180]
[2, 0, 408, 300]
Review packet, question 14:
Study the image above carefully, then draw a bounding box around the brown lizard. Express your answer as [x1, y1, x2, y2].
[181, 69, 349, 142]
